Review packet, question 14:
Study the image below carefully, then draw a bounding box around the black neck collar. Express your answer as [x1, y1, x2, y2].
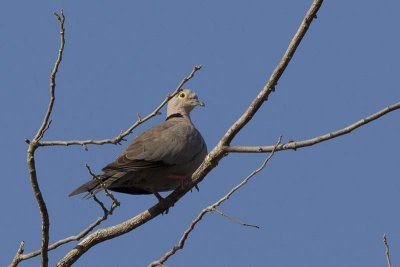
[166, 113, 184, 121]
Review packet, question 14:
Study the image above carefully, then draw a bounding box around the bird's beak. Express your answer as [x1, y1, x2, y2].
[195, 100, 205, 107]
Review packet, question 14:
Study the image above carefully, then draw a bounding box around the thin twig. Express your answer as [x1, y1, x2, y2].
[9, 241, 25, 267]
[224, 101, 400, 153]
[85, 163, 120, 207]
[38, 65, 202, 147]
[93, 195, 109, 215]
[148, 137, 281, 267]
[84, 163, 97, 178]
[212, 208, 259, 229]
[34, 9, 65, 142]
[383, 234, 394, 267]
[23, 10, 65, 267]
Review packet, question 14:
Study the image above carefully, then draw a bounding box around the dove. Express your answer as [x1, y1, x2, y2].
[69, 89, 207, 203]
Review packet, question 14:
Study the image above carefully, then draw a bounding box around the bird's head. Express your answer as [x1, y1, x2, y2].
[167, 89, 205, 118]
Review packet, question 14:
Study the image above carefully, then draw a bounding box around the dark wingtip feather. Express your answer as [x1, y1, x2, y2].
[68, 179, 101, 197]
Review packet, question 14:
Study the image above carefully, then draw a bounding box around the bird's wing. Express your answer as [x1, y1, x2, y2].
[103, 119, 206, 173]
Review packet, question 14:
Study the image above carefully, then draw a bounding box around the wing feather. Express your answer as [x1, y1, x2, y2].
[102, 119, 205, 173]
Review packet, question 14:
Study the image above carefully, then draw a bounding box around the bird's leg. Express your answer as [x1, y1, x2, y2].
[153, 191, 164, 202]
[152, 191, 169, 214]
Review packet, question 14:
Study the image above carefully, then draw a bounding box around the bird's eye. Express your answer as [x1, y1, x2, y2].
[178, 92, 186, 99]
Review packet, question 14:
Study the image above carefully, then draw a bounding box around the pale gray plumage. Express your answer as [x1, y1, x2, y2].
[69, 89, 207, 200]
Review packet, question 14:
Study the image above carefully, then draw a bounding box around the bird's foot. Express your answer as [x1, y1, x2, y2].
[190, 184, 200, 192]
[153, 191, 170, 214]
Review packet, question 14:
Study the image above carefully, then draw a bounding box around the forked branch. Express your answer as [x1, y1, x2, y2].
[224, 101, 400, 153]
[218, 0, 323, 147]
[21, 10, 66, 267]
[38, 65, 202, 148]
[148, 137, 282, 267]
[9, 195, 118, 265]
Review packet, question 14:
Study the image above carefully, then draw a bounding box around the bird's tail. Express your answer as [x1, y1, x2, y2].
[68, 177, 105, 198]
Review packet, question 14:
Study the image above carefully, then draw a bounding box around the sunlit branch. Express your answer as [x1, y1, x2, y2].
[148, 137, 281, 267]
[224, 102, 400, 153]
[22, 10, 66, 267]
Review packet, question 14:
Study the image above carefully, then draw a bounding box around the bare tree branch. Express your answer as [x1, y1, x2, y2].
[10, 196, 118, 265]
[217, 0, 323, 147]
[212, 208, 259, 229]
[148, 136, 281, 267]
[34, 10, 65, 142]
[37, 65, 202, 148]
[383, 234, 394, 267]
[224, 101, 400, 153]
[56, 1, 324, 265]
[23, 10, 65, 267]
[10, 163, 118, 266]
[9, 241, 25, 267]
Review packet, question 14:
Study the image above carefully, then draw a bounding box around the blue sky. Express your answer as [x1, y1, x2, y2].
[1, 1, 400, 266]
